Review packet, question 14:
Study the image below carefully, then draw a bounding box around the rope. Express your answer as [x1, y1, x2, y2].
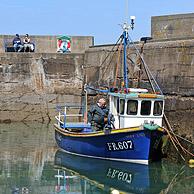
[168, 130, 194, 145]
[128, 36, 163, 93]
[127, 37, 156, 92]
[163, 114, 186, 154]
[166, 128, 194, 157]
[100, 36, 124, 84]
[113, 40, 123, 87]
[164, 127, 186, 161]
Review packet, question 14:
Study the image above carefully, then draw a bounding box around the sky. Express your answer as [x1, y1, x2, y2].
[0, 0, 194, 45]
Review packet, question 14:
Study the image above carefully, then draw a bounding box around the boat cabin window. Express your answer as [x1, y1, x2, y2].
[119, 99, 125, 115]
[127, 100, 138, 115]
[141, 100, 151, 115]
[153, 101, 163, 116]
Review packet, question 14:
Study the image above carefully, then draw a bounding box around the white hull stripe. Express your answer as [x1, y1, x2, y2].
[59, 149, 148, 165]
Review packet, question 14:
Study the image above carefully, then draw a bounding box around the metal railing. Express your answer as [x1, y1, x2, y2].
[55, 105, 86, 128]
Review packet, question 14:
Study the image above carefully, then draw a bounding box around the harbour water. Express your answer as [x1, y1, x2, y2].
[0, 123, 193, 194]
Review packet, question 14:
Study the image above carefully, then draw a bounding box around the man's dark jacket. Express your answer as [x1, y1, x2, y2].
[88, 104, 109, 128]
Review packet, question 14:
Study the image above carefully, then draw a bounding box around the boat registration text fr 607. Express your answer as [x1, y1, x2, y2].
[106, 140, 134, 151]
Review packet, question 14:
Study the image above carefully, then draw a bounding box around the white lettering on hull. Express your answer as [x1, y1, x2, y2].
[107, 140, 134, 151]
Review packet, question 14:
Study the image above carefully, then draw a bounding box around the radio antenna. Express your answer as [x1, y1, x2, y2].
[125, 0, 129, 24]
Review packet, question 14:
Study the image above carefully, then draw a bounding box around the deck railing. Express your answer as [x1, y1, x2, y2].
[55, 105, 87, 129]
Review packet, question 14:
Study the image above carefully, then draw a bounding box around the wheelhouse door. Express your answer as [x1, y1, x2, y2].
[109, 96, 125, 129]
[118, 98, 125, 128]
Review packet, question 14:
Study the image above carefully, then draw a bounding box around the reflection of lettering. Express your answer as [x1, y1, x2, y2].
[107, 168, 133, 183]
[107, 140, 133, 151]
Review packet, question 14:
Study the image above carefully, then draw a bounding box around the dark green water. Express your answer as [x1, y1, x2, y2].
[0, 123, 193, 194]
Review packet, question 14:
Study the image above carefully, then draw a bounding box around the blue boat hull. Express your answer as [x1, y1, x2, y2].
[54, 125, 164, 165]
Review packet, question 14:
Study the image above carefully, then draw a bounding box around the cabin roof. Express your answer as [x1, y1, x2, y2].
[108, 92, 164, 99]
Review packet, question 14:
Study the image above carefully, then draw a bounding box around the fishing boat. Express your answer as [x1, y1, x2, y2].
[54, 18, 167, 165]
[54, 150, 167, 194]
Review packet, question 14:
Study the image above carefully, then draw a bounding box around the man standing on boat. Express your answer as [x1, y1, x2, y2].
[88, 98, 109, 131]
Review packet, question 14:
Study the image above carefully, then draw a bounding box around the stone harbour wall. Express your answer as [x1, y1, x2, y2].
[151, 13, 194, 40]
[0, 53, 85, 122]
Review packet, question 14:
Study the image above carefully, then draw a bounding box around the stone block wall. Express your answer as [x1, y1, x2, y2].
[0, 53, 85, 122]
[151, 13, 194, 40]
[141, 40, 194, 96]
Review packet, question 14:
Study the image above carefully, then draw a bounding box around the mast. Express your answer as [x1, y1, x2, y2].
[123, 25, 128, 89]
[122, 16, 135, 90]
[123, 0, 129, 89]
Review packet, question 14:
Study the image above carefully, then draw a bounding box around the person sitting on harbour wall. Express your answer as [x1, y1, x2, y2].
[12, 34, 23, 52]
[88, 98, 109, 131]
[23, 34, 34, 52]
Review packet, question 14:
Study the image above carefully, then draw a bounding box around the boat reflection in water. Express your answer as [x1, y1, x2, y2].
[54, 150, 168, 194]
